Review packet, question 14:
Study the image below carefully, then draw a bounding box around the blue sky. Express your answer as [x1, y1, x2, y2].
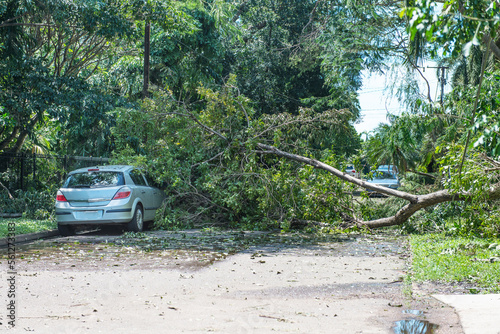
[355, 66, 444, 134]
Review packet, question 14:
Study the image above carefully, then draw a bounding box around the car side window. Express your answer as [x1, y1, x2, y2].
[145, 175, 154, 187]
[129, 169, 147, 186]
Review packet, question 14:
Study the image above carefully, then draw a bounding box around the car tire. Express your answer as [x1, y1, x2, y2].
[127, 205, 144, 232]
[58, 224, 76, 236]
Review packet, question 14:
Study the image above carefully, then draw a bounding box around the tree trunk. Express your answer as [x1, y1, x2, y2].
[10, 130, 29, 154]
[0, 127, 20, 151]
[0, 180, 14, 199]
[143, 21, 150, 99]
[256, 143, 500, 228]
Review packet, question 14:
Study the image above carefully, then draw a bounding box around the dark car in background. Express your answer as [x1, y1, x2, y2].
[367, 170, 400, 189]
[375, 165, 398, 177]
[365, 165, 400, 196]
[55, 165, 164, 236]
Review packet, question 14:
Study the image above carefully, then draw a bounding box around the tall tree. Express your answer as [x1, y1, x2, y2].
[0, 0, 194, 156]
[230, 0, 360, 117]
[0, 0, 134, 155]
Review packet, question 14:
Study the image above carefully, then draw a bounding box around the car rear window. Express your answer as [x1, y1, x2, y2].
[63, 171, 125, 188]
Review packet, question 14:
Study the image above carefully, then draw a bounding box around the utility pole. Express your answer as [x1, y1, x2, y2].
[142, 21, 150, 99]
[427, 65, 448, 104]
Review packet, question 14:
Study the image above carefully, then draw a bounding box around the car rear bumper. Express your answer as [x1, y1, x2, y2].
[56, 206, 134, 225]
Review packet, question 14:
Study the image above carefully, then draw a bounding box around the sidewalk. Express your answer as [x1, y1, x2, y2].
[433, 294, 500, 334]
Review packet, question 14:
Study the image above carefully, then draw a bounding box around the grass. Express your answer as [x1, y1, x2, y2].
[0, 218, 57, 238]
[409, 233, 500, 293]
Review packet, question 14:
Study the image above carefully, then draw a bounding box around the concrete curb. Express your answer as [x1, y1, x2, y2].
[0, 213, 23, 218]
[0, 229, 60, 248]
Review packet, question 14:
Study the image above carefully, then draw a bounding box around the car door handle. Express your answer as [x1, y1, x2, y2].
[141, 190, 146, 194]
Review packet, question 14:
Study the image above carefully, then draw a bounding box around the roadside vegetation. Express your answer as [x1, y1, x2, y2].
[0, 217, 56, 238]
[410, 233, 500, 293]
[0, 188, 56, 238]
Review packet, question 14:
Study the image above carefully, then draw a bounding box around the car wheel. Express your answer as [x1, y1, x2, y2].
[127, 205, 144, 232]
[58, 224, 76, 236]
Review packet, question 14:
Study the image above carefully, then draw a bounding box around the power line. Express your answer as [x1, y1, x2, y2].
[359, 88, 385, 94]
[419, 65, 448, 104]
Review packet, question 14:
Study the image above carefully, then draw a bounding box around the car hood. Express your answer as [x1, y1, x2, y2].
[366, 178, 400, 188]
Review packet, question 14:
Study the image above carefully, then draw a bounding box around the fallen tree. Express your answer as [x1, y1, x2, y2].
[112, 79, 500, 232]
[256, 143, 500, 228]
[107, 0, 500, 233]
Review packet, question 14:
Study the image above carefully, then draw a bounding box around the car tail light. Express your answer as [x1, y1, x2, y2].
[88, 168, 99, 171]
[56, 191, 67, 202]
[113, 187, 131, 200]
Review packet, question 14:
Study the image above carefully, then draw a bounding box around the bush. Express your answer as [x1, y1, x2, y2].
[0, 189, 55, 219]
[356, 195, 404, 221]
[401, 201, 500, 238]
[110, 85, 360, 231]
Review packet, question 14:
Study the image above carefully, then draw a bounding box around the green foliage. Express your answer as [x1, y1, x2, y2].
[151, 2, 226, 93]
[444, 52, 500, 159]
[233, 153, 355, 229]
[403, 0, 500, 159]
[472, 72, 500, 159]
[393, 146, 500, 238]
[410, 233, 500, 293]
[404, 0, 500, 59]
[93, 1, 219, 102]
[228, 0, 364, 118]
[0, 153, 67, 193]
[359, 0, 500, 236]
[0, 0, 141, 156]
[318, 0, 403, 82]
[5, 0, 462, 232]
[437, 144, 498, 201]
[110, 76, 361, 230]
[0, 189, 55, 219]
[363, 115, 421, 173]
[402, 201, 498, 237]
[357, 196, 404, 222]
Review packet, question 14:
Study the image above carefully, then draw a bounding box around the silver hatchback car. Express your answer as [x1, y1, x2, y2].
[55, 165, 164, 236]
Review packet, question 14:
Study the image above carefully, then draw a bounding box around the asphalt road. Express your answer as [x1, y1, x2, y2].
[0, 229, 463, 333]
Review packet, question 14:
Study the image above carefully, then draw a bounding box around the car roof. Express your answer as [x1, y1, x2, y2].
[377, 165, 392, 169]
[68, 165, 136, 174]
[377, 165, 397, 172]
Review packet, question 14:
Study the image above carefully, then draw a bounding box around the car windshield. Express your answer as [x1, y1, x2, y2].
[63, 171, 125, 188]
[373, 171, 397, 179]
